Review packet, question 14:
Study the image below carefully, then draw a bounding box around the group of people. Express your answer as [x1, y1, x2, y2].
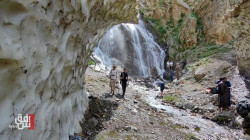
[107, 62, 233, 112]
[217, 77, 232, 111]
[109, 65, 128, 97]
[166, 59, 185, 81]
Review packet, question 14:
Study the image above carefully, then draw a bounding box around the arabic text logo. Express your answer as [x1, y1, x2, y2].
[9, 114, 34, 130]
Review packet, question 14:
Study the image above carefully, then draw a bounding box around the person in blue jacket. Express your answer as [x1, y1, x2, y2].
[217, 77, 232, 108]
[156, 81, 165, 97]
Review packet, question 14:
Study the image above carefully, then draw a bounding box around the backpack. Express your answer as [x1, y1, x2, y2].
[210, 87, 218, 94]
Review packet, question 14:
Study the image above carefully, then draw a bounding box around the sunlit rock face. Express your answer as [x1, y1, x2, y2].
[188, 0, 250, 80]
[226, 0, 250, 80]
[0, 0, 137, 139]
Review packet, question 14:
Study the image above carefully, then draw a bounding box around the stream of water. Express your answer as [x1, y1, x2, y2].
[130, 84, 246, 140]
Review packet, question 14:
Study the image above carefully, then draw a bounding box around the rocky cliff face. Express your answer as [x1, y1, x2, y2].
[0, 0, 137, 139]
[139, 0, 250, 80]
[226, 0, 250, 80]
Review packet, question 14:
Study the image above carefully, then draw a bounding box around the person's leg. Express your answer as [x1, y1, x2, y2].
[228, 92, 231, 107]
[110, 80, 113, 93]
[176, 71, 179, 80]
[113, 80, 116, 94]
[111, 80, 115, 95]
[122, 81, 126, 96]
[160, 84, 164, 96]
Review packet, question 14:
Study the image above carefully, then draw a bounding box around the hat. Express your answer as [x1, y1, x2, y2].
[112, 65, 116, 68]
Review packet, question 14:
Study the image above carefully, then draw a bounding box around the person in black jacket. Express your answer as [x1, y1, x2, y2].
[120, 68, 128, 97]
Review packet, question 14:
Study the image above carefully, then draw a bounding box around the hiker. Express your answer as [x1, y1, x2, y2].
[156, 81, 165, 97]
[175, 63, 181, 80]
[217, 77, 232, 108]
[182, 59, 187, 70]
[109, 65, 118, 95]
[218, 77, 229, 111]
[120, 68, 128, 97]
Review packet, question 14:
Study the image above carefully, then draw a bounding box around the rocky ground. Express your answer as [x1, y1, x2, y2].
[77, 59, 250, 140]
[83, 68, 189, 140]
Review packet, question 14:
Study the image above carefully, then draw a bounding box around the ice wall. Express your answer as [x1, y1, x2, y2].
[0, 0, 137, 139]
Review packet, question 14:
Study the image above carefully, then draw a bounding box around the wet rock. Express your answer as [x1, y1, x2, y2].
[134, 100, 138, 104]
[183, 102, 195, 110]
[211, 110, 235, 124]
[235, 116, 243, 127]
[191, 106, 200, 113]
[236, 99, 250, 118]
[88, 118, 99, 127]
[175, 102, 183, 109]
[131, 126, 138, 132]
[124, 126, 131, 131]
[236, 99, 250, 135]
[201, 98, 210, 105]
[242, 116, 250, 135]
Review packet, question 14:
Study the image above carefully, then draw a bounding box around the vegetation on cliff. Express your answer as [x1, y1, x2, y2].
[139, 6, 232, 61]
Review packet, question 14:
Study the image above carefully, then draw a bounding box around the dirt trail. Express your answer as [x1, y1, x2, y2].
[85, 68, 189, 140]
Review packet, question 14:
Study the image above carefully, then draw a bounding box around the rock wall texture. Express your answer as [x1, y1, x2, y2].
[139, 0, 250, 80]
[226, 0, 250, 79]
[0, 0, 137, 139]
[194, 0, 250, 79]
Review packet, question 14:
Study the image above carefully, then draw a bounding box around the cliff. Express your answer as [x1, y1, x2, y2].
[0, 0, 137, 139]
[139, 0, 250, 80]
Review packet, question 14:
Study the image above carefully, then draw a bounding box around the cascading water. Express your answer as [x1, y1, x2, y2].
[93, 18, 165, 77]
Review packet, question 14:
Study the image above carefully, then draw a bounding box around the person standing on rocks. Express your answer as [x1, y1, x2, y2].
[109, 65, 118, 95]
[217, 77, 232, 109]
[156, 81, 165, 97]
[218, 77, 229, 111]
[175, 63, 181, 80]
[182, 59, 187, 70]
[120, 68, 128, 97]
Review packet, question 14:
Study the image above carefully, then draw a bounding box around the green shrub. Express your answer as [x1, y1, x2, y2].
[163, 95, 176, 103]
[139, 8, 144, 16]
[186, 133, 198, 140]
[88, 59, 95, 65]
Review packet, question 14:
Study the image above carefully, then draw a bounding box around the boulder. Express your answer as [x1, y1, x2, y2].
[211, 110, 236, 124]
[194, 70, 206, 81]
[236, 99, 250, 118]
[242, 116, 250, 135]
[183, 102, 195, 110]
[236, 99, 250, 135]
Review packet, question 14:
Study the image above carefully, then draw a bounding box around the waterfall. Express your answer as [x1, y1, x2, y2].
[93, 19, 166, 77]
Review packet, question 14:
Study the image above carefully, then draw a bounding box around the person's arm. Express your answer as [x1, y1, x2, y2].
[228, 82, 232, 91]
